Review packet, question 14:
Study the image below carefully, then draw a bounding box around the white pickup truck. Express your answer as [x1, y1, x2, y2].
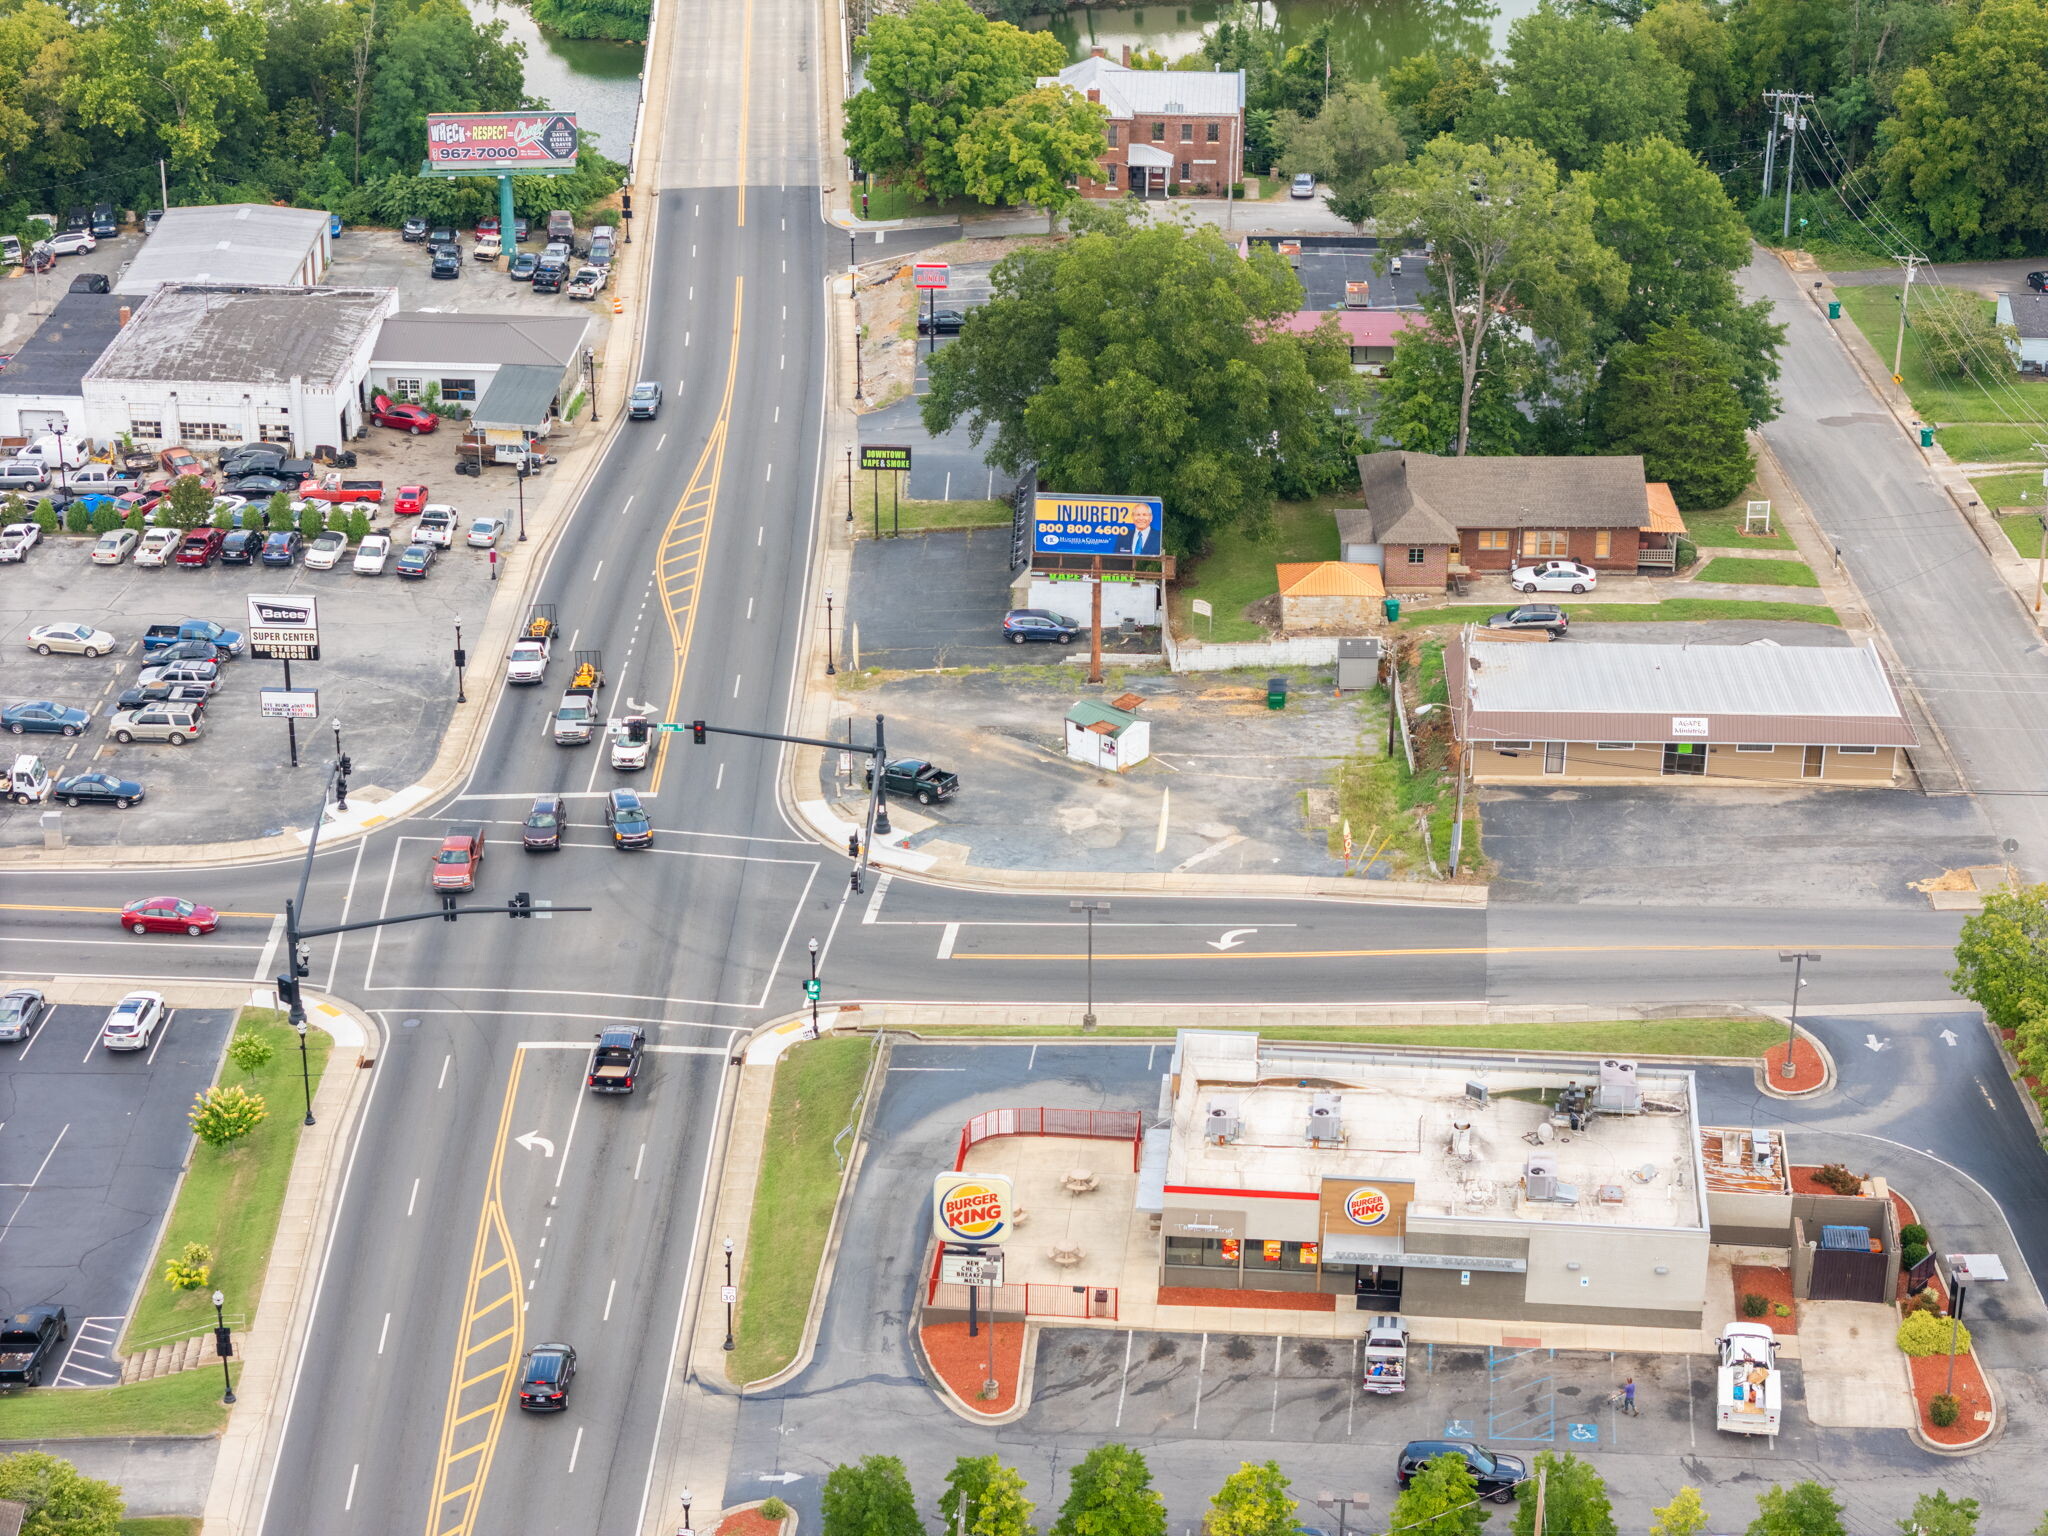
[1715, 1323, 1781, 1436]
[507, 635, 550, 685]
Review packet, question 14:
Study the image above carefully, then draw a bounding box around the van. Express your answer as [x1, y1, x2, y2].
[0, 236, 18, 266]
[90, 203, 118, 237]
[588, 224, 616, 264]
[0, 463, 49, 492]
[19, 435, 85, 470]
[547, 210, 574, 242]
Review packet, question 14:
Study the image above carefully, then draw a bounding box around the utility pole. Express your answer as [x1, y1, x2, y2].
[1894, 255, 1925, 380]
[1760, 93, 1781, 199]
[1762, 91, 1814, 242]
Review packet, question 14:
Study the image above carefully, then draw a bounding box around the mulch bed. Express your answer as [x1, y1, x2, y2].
[1157, 1286, 1335, 1312]
[921, 1321, 1024, 1415]
[1763, 1037, 1827, 1091]
[1789, 1163, 1862, 1197]
[1910, 1351, 1995, 1445]
[716, 1509, 784, 1536]
[1731, 1264, 1798, 1335]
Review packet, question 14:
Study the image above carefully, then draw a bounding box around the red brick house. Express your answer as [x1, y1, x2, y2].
[1045, 51, 1247, 198]
[1338, 452, 1688, 595]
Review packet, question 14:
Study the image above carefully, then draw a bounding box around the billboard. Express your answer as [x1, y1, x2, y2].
[247, 593, 321, 662]
[1032, 494, 1164, 557]
[426, 112, 581, 173]
[860, 444, 912, 473]
[932, 1173, 1013, 1247]
[913, 262, 950, 290]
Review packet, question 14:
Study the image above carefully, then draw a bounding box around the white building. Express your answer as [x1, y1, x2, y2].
[1996, 290, 2048, 372]
[0, 291, 127, 438]
[83, 284, 397, 453]
[117, 205, 332, 297]
[367, 313, 591, 415]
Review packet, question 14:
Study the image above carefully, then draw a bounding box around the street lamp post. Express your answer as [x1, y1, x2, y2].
[679, 1490, 693, 1534]
[1777, 951, 1821, 1079]
[845, 446, 855, 523]
[850, 232, 864, 402]
[516, 465, 528, 542]
[454, 617, 467, 705]
[212, 1290, 236, 1404]
[331, 720, 350, 813]
[1070, 900, 1110, 1029]
[722, 1237, 736, 1351]
[806, 937, 821, 1037]
[825, 588, 836, 676]
[295, 1004, 316, 1125]
[585, 347, 600, 426]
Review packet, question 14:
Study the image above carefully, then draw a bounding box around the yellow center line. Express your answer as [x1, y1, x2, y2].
[951, 942, 1952, 962]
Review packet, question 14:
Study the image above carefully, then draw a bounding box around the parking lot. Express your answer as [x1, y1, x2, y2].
[0, 1001, 236, 1383]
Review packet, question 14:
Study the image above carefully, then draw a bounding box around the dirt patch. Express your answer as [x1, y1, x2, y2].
[1731, 1265, 1798, 1335]
[1911, 867, 1980, 893]
[1763, 1036, 1827, 1091]
[1910, 1351, 1995, 1445]
[921, 1320, 1025, 1415]
[1156, 1287, 1336, 1312]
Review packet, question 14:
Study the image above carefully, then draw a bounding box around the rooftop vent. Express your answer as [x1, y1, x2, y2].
[1306, 1092, 1342, 1144]
[1595, 1059, 1641, 1114]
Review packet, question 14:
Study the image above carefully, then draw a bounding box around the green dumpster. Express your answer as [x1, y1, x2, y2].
[1827, 300, 1841, 320]
[1383, 596, 1401, 623]
[1919, 425, 1934, 448]
[1266, 676, 1287, 710]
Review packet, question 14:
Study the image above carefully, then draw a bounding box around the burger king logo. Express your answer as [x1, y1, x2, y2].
[1345, 1186, 1392, 1227]
[939, 1179, 1008, 1243]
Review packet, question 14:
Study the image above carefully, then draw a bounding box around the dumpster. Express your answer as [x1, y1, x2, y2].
[1266, 676, 1287, 710]
[1383, 596, 1401, 623]
[1828, 300, 1841, 320]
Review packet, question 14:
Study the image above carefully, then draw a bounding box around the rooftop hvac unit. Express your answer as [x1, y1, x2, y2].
[1595, 1059, 1642, 1114]
[1524, 1153, 1558, 1202]
[1345, 281, 1370, 308]
[1464, 1080, 1490, 1108]
[1306, 1092, 1343, 1144]
[1205, 1098, 1242, 1145]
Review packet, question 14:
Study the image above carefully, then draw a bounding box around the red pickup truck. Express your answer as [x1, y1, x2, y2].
[430, 825, 486, 892]
[297, 476, 385, 505]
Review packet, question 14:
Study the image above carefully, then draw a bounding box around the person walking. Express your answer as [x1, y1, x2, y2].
[1620, 1378, 1638, 1416]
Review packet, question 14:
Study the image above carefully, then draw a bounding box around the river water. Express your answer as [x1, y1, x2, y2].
[1034, 0, 1538, 85]
[466, 0, 646, 163]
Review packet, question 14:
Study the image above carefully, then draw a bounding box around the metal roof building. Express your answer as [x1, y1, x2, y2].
[0, 291, 127, 437]
[115, 204, 331, 296]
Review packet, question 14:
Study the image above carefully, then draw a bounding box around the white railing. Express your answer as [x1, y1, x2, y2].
[1162, 628, 1342, 673]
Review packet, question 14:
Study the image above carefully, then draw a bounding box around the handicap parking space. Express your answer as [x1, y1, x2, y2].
[0, 1003, 236, 1374]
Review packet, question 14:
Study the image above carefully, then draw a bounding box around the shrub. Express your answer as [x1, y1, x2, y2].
[190, 1083, 269, 1147]
[1811, 1162, 1864, 1195]
[32, 502, 58, 537]
[298, 500, 326, 539]
[347, 507, 372, 541]
[226, 1029, 276, 1074]
[1900, 1223, 1929, 1247]
[64, 500, 91, 534]
[1910, 1289, 1941, 1313]
[1773, 1303, 1792, 1318]
[1741, 1292, 1769, 1318]
[90, 502, 120, 534]
[163, 1241, 213, 1290]
[759, 1497, 791, 1522]
[213, 505, 234, 528]
[1898, 1308, 1971, 1357]
[1928, 1393, 1960, 1428]
[1901, 1242, 1930, 1270]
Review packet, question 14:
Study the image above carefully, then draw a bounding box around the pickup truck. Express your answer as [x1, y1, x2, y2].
[566, 266, 609, 300]
[142, 618, 245, 658]
[0, 1305, 67, 1387]
[415, 506, 458, 547]
[1361, 1314, 1408, 1394]
[609, 715, 651, 771]
[297, 477, 385, 505]
[551, 653, 605, 745]
[431, 825, 486, 893]
[864, 758, 959, 805]
[1715, 1323, 1781, 1436]
[585, 1026, 646, 1093]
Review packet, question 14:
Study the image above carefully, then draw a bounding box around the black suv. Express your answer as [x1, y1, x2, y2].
[1396, 1442, 1526, 1503]
[531, 260, 568, 294]
[401, 215, 429, 242]
[522, 794, 567, 851]
[91, 202, 117, 237]
[430, 247, 462, 280]
[517, 1342, 576, 1410]
[220, 528, 262, 565]
[69, 272, 110, 294]
[1483, 604, 1568, 639]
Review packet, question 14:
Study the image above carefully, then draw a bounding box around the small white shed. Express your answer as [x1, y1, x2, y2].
[1064, 695, 1151, 772]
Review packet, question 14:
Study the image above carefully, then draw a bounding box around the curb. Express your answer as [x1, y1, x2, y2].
[1753, 1022, 1837, 1100]
[1906, 1351, 2003, 1456]
[907, 1306, 1040, 1427]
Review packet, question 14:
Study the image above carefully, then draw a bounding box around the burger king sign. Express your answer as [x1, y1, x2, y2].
[933, 1172, 1013, 1246]
[1343, 1186, 1394, 1228]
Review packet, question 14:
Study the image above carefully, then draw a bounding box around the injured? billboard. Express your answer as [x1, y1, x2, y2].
[1032, 494, 1164, 557]
[425, 112, 581, 173]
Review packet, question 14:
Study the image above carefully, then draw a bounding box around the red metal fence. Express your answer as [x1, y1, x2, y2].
[928, 1279, 1119, 1320]
[954, 1107, 1145, 1171]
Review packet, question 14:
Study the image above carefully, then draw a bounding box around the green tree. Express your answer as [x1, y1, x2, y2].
[1383, 1451, 1485, 1536]
[90, 503, 120, 535]
[1377, 325, 1533, 457]
[159, 472, 215, 530]
[1460, 3, 1689, 175]
[1636, 0, 1743, 156]
[266, 490, 295, 530]
[190, 1084, 268, 1147]
[227, 1028, 276, 1074]
[1652, 1487, 1712, 1536]
[843, 0, 1066, 202]
[529, 0, 650, 43]
[1382, 50, 1494, 148]
[922, 222, 1349, 551]
[1746, 1481, 1848, 1536]
[955, 86, 1106, 230]
[347, 507, 372, 542]
[968, 1464, 1033, 1536]
[32, 500, 59, 538]
[62, 0, 267, 177]
[1900, 1490, 1979, 1536]
[65, 501, 91, 535]
[821, 1456, 924, 1536]
[1374, 135, 1624, 454]
[936, 1456, 997, 1535]
[298, 499, 327, 539]
[1949, 884, 2048, 1039]
[1049, 1444, 1164, 1536]
[361, 0, 524, 175]
[1593, 320, 1756, 509]
[1909, 289, 2018, 380]
[1206, 1461, 1295, 1536]
[1274, 81, 1407, 229]
[1510, 1452, 1613, 1536]
[0, 1450, 124, 1536]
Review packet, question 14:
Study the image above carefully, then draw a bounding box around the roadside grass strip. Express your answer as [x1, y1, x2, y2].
[1694, 556, 1820, 588]
[1401, 599, 1840, 626]
[0, 1364, 236, 1439]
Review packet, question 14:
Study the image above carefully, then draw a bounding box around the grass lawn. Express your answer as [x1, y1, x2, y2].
[1678, 491, 1794, 550]
[1171, 495, 1343, 643]
[1328, 642, 1480, 879]
[1998, 512, 2047, 560]
[901, 1018, 1783, 1057]
[1833, 284, 2020, 425]
[1936, 423, 2046, 464]
[121, 1520, 202, 1535]
[731, 1036, 874, 1384]
[123, 1011, 330, 1354]
[0, 1364, 235, 1439]
[1694, 556, 1819, 588]
[852, 472, 1009, 536]
[1401, 598, 1840, 627]
[1970, 471, 2047, 511]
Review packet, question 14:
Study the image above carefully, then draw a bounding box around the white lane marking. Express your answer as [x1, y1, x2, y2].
[1191, 1333, 1209, 1430]
[438, 1054, 451, 1090]
[774, 406, 780, 423]
[378, 1312, 391, 1353]
[144, 1013, 172, 1066]
[1269, 1335, 1283, 1433]
[253, 912, 285, 982]
[862, 873, 892, 924]
[936, 922, 959, 960]
[621, 494, 635, 516]
[756, 526, 763, 546]
[746, 597, 753, 620]
[633, 1143, 647, 1181]
[715, 763, 725, 791]
[407, 1177, 420, 1216]
[1154, 787, 1170, 854]
[0, 1124, 67, 1190]
[656, 434, 667, 451]
[603, 1278, 617, 1321]
[732, 674, 741, 698]
[1114, 1329, 1133, 1428]
[1027, 1043, 1037, 1071]
[765, 464, 772, 482]
[553, 1074, 588, 1189]
[345, 1464, 359, 1512]
[324, 835, 367, 994]
[568, 1425, 584, 1474]
[684, 331, 690, 347]
[590, 560, 604, 582]
[567, 628, 580, 653]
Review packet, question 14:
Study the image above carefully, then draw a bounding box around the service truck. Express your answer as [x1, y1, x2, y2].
[1715, 1323, 1781, 1436]
[552, 651, 604, 745]
[5, 756, 51, 807]
[1361, 1315, 1409, 1394]
[0, 1306, 67, 1388]
[506, 605, 555, 685]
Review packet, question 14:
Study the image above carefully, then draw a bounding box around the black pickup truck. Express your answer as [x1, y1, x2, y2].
[865, 758, 958, 805]
[586, 1027, 646, 1094]
[0, 1306, 67, 1387]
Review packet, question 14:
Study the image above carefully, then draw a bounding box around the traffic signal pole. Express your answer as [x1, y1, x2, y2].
[682, 713, 893, 875]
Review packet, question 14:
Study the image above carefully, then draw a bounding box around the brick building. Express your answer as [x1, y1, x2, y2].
[1338, 452, 1688, 594]
[1044, 51, 1246, 198]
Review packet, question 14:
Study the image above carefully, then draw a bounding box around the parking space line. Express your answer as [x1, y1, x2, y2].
[1113, 1329, 1133, 1429]
[144, 1012, 173, 1066]
[53, 1316, 123, 1387]
[1190, 1333, 1208, 1431]
[1346, 1337, 1359, 1437]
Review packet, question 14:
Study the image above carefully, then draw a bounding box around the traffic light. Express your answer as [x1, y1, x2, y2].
[441, 893, 458, 923]
[691, 719, 707, 744]
[275, 974, 300, 1010]
[509, 891, 533, 919]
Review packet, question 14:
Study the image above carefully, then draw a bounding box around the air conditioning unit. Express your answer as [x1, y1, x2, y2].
[1596, 1058, 1641, 1114]
[1205, 1098, 1241, 1144]
[1524, 1153, 1557, 1202]
[1306, 1092, 1343, 1144]
[1464, 1080, 1490, 1108]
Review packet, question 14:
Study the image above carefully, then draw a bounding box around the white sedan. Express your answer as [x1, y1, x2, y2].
[27, 622, 116, 657]
[0, 522, 39, 561]
[100, 990, 168, 1051]
[303, 529, 351, 569]
[1510, 560, 1599, 594]
[466, 515, 507, 548]
[353, 532, 392, 574]
[91, 528, 140, 564]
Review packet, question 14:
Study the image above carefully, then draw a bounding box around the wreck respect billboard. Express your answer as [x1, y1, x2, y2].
[425, 113, 581, 173]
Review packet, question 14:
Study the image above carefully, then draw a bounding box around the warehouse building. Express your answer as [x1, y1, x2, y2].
[115, 204, 332, 296]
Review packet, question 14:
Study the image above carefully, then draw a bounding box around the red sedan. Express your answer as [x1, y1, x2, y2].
[394, 483, 428, 516]
[367, 395, 437, 435]
[121, 897, 220, 936]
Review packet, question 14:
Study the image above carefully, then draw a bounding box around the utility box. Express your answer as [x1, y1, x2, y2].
[1337, 636, 1383, 691]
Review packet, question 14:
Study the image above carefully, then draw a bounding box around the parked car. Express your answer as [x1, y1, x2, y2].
[628, 382, 662, 419]
[522, 793, 567, 851]
[1290, 172, 1317, 198]
[566, 265, 609, 300]
[220, 528, 262, 565]
[149, 638, 228, 666]
[303, 529, 350, 569]
[427, 225, 456, 246]
[430, 248, 462, 280]
[1484, 604, 1569, 638]
[466, 515, 507, 548]
[401, 215, 429, 242]
[1510, 560, 1598, 594]
[260, 529, 304, 566]
[394, 542, 435, 578]
[115, 681, 208, 713]
[100, 990, 169, 1049]
[55, 772, 144, 808]
[225, 473, 290, 498]
[134, 660, 219, 692]
[0, 522, 40, 562]
[917, 309, 965, 336]
[367, 395, 437, 435]
[68, 271, 111, 294]
[605, 788, 653, 848]
[109, 704, 203, 743]
[133, 527, 181, 566]
[394, 483, 428, 517]
[473, 233, 502, 262]
[475, 214, 500, 236]
[3, 701, 90, 737]
[354, 533, 393, 574]
[531, 260, 567, 294]
[2029, 271, 2048, 293]
[0, 987, 48, 1042]
[47, 230, 95, 256]
[26, 623, 114, 657]
[509, 251, 540, 281]
[1002, 609, 1080, 645]
[415, 507, 458, 546]
[517, 1342, 576, 1411]
[90, 202, 117, 237]
[91, 528, 140, 564]
[1395, 1442, 1526, 1503]
[120, 897, 217, 935]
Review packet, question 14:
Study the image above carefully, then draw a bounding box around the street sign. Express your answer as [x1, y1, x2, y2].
[247, 593, 321, 661]
[941, 1249, 1005, 1287]
[259, 688, 320, 719]
[860, 444, 912, 473]
[913, 262, 949, 290]
[656, 722, 688, 732]
[803, 979, 822, 1002]
[720, 1285, 738, 1304]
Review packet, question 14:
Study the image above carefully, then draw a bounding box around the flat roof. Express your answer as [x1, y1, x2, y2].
[87, 285, 394, 389]
[1167, 1032, 1706, 1233]
[0, 292, 126, 398]
[373, 312, 589, 369]
[116, 204, 328, 295]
